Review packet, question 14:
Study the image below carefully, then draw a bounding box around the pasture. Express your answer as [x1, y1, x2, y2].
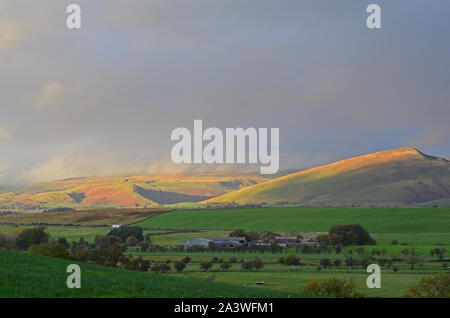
[0, 249, 295, 298]
[135, 207, 450, 233]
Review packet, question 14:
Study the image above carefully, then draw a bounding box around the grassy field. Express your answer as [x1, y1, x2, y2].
[123, 248, 448, 297]
[135, 207, 450, 233]
[171, 271, 433, 298]
[2, 206, 449, 298]
[0, 249, 298, 298]
[0, 208, 165, 226]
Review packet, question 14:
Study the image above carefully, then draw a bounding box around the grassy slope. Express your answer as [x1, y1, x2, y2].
[0, 175, 265, 211]
[207, 148, 450, 206]
[0, 250, 296, 298]
[135, 207, 450, 233]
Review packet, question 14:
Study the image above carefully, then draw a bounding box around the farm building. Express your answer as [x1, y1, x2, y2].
[182, 238, 211, 248]
[211, 237, 246, 248]
[274, 236, 301, 247]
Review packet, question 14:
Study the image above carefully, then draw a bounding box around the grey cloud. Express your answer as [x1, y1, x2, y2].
[1, 0, 450, 186]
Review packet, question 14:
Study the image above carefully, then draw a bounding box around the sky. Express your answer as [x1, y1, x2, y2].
[0, 0, 449, 187]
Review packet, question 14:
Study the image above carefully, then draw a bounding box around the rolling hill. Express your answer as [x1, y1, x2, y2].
[206, 148, 450, 206]
[0, 175, 266, 212]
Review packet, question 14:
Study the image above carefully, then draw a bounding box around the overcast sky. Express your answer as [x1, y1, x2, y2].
[1, 0, 449, 186]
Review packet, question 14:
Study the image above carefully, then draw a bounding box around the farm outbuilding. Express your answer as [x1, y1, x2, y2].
[182, 238, 211, 248]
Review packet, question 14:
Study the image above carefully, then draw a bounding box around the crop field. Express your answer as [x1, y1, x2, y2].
[135, 207, 450, 233]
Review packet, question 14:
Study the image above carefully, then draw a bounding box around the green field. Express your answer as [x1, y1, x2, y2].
[0, 225, 110, 243]
[135, 207, 450, 233]
[172, 271, 433, 298]
[0, 249, 297, 298]
[2, 207, 449, 298]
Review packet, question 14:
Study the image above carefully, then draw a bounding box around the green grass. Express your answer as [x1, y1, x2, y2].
[171, 270, 435, 298]
[0, 225, 109, 243]
[135, 207, 450, 233]
[0, 249, 298, 298]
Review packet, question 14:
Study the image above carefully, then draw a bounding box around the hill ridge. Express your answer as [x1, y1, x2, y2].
[206, 147, 450, 206]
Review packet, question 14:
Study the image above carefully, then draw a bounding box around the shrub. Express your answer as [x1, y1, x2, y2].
[0, 233, 17, 250]
[159, 263, 171, 273]
[253, 258, 264, 270]
[303, 277, 364, 298]
[200, 261, 213, 272]
[283, 254, 301, 266]
[16, 227, 50, 250]
[122, 256, 151, 272]
[241, 261, 254, 271]
[404, 273, 450, 298]
[28, 242, 70, 259]
[333, 259, 342, 267]
[94, 235, 121, 248]
[220, 262, 232, 271]
[320, 258, 332, 268]
[182, 256, 192, 264]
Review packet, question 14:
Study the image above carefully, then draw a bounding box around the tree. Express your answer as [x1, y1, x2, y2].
[159, 263, 171, 273]
[283, 254, 301, 266]
[139, 241, 150, 252]
[182, 256, 192, 264]
[404, 273, 450, 298]
[241, 261, 254, 271]
[16, 227, 50, 250]
[320, 258, 332, 268]
[126, 236, 138, 246]
[253, 258, 264, 270]
[200, 261, 213, 272]
[228, 229, 261, 241]
[94, 235, 121, 248]
[316, 234, 330, 247]
[333, 259, 342, 267]
[402, 247, 424, 270]
[57, 237, 69, 248]
[107, 226, 144, 243]
[174, 261, 186, 273]
[430, 248, 446, 261]
[329, 224, 376, 246]
[344, 250, 357, 269]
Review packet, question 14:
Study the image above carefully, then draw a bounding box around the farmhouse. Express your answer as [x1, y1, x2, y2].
[211, 237, 246, 248]
[274, 236, 301, 247]
[182, 238, 211, 248]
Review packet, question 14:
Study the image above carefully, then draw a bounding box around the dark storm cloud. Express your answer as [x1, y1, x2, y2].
[0, 0, 449, 185]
